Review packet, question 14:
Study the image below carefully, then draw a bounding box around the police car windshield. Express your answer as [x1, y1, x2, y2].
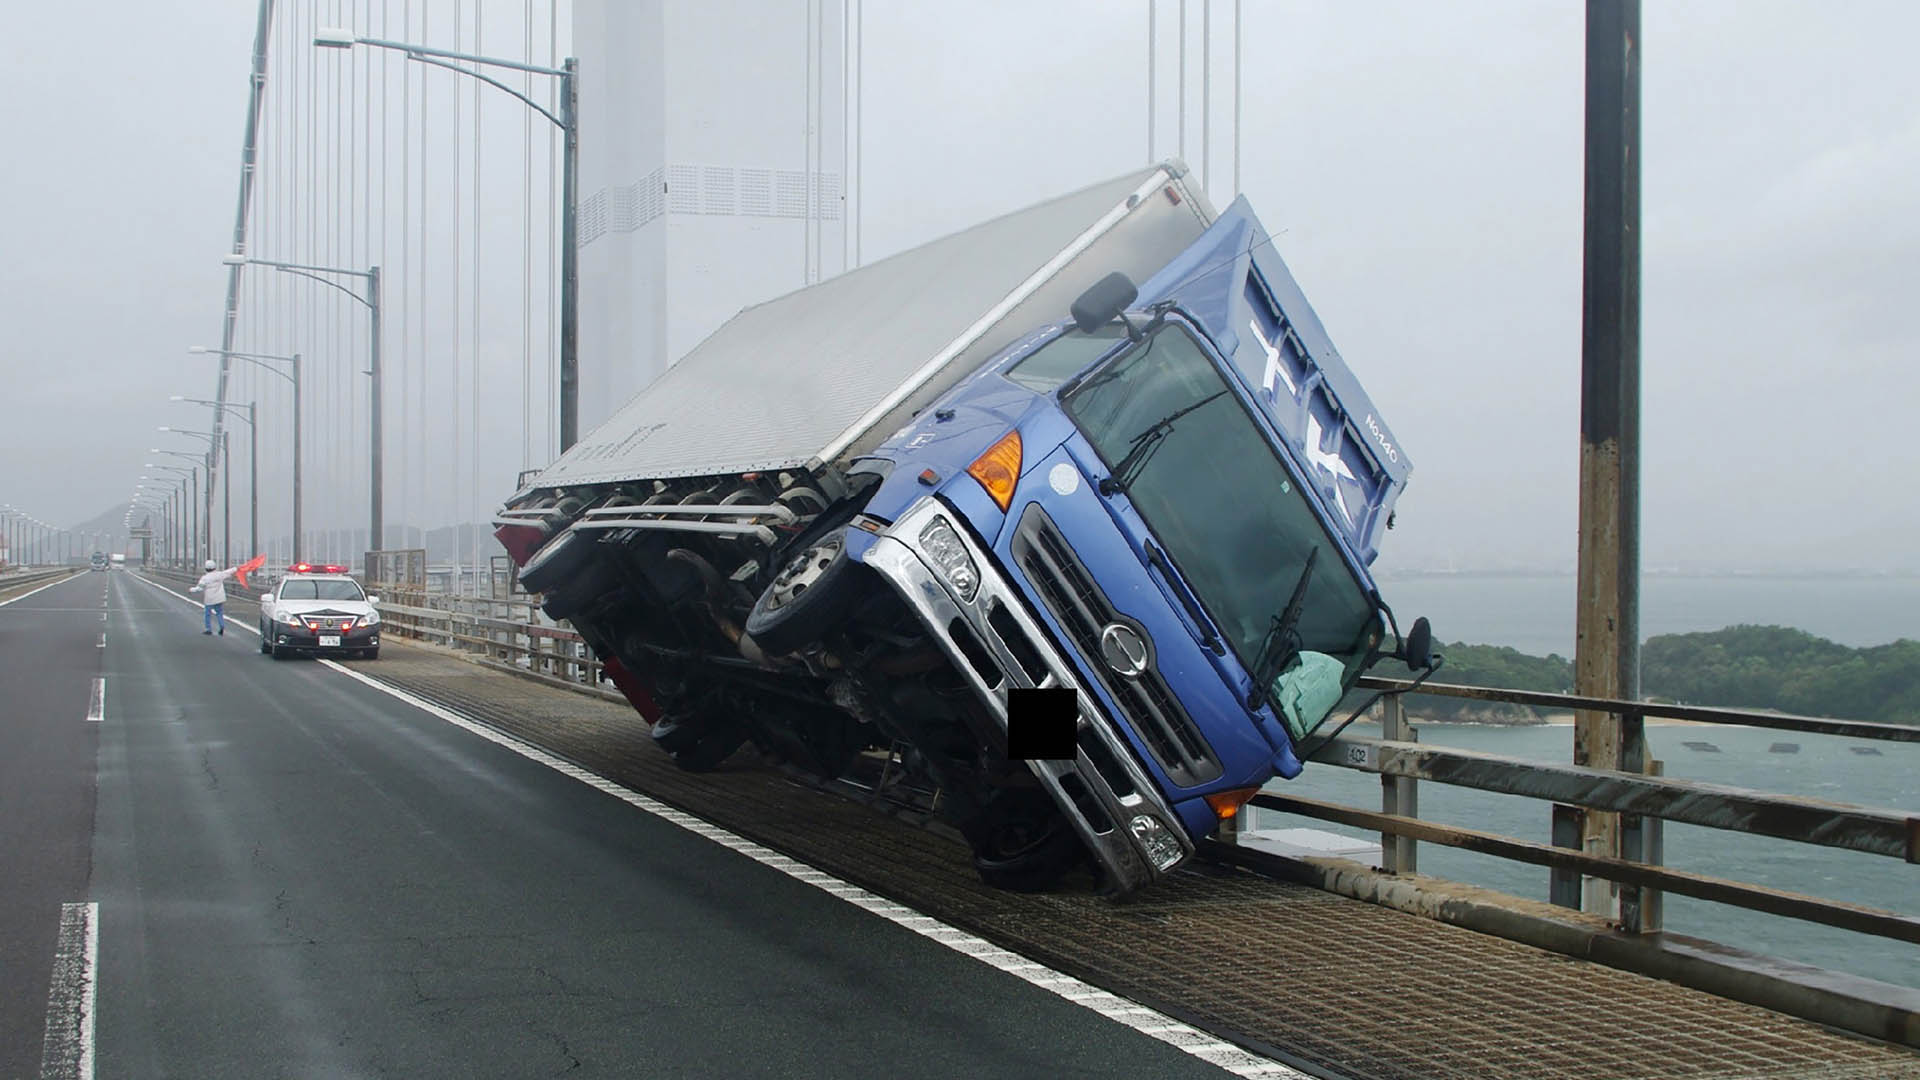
[278, 578, 365, 602]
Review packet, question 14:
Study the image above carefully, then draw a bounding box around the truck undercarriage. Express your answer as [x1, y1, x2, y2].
[506, 471, 1096, 892]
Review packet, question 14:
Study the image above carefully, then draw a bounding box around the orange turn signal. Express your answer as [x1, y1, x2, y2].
[966, 429, 1023, 512]
[1204, 787, 1262, 821]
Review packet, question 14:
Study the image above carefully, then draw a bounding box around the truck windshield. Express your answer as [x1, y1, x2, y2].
[1062, 324, 1379, 677]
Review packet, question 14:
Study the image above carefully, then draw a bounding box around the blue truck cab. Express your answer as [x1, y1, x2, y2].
[498, 166, 1427, 897]
[847, 199, 1417, 890]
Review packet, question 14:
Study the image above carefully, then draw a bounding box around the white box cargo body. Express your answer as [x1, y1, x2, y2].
[526, 162, 1217, 492]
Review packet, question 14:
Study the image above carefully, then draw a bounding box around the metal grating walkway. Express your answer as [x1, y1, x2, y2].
[355, 640, 1920, 1080]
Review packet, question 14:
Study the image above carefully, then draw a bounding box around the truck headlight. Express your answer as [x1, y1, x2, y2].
[918, 517, 979, 602]
[1128, 814, 1186, 871]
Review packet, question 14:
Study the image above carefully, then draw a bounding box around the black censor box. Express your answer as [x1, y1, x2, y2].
[1006, 688, 1077, 760]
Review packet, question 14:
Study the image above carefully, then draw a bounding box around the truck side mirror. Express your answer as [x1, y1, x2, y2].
[1401, 616, 1433, 671]
[1070, 272, 1138, 333]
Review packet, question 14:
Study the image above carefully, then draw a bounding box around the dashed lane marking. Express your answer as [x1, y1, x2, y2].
[40, 901, 97, 1080]
[85, 678, 104, 724]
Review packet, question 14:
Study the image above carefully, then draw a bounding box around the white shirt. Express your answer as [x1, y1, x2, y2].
[192, 568, 237, 605]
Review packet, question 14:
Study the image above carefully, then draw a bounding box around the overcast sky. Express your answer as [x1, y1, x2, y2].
[3, 1, 1917, 574]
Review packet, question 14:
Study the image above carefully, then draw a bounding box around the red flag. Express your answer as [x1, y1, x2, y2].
[235, 553, 266, 590]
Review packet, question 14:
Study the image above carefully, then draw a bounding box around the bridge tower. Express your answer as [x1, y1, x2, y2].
[573, 0, 849, 433]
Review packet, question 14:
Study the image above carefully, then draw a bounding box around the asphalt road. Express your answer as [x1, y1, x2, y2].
[0, 570, 1242, 1079]
[0, 571, 102, 1078]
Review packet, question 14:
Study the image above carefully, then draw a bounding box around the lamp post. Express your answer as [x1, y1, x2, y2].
[173, 397, 257, 563]
[159, 427, 218, 564]
[144, 464, 194, 567]
[221, 257, 381, 560]
[191, 348, 302, 563]
[315, 26, 580, 451]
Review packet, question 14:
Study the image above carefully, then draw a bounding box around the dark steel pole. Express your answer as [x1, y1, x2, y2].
[248, 402, 258, 560]
[223, 432, 232, 565]
[558, 58, 579, 450]
[292, 354, 304, 565]
[368, 265, 383, 564]
[1569, 0, 1641, 918]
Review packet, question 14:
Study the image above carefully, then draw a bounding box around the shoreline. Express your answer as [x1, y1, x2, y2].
[1352, 713, 1749, 730]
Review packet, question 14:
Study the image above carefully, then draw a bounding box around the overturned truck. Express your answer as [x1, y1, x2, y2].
[497, 162, 1435, 895]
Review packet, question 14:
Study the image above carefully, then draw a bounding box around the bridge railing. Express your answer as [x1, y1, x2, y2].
[1239, 676, 1919, 947]
[367, 582, 607, 691]
[234, 560, 1920, 954]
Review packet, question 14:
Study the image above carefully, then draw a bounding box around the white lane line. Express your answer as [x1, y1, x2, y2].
[316, 659, 1303, 1079]
[85, 678, 105, 723]
[133, 576, 260, 637]
[40, 901, 97, 1080]
[0, 574, 78, 609]
[140, 568, 1298, 1073]
[97, 633, 106, 649]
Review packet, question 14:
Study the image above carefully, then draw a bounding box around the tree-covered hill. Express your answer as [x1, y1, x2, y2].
[1399, 626, 1920, 724]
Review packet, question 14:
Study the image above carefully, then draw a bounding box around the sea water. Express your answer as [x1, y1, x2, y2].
[1251, 575, 1919, 989]
[1257, 719, 1920, 989]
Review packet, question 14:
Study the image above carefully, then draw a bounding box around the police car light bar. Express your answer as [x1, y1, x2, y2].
[288, 563, 350, 574]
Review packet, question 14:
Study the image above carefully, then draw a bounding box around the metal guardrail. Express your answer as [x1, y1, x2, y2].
[1255, 676, 1920, 948]
[368, 584, 607, 690]
[0, 566, 85, 594]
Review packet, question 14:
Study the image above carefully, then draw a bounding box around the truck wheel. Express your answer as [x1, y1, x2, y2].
[649, 713, 745, 772]
[968, 790, 1085, 893]
[744, 527, 863, 656]
[517, 528, 594, 595]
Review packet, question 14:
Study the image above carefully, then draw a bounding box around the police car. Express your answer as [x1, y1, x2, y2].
[258, 563, 382, 660]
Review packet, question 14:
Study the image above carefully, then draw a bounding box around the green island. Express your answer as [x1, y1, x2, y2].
[1404, 625, 1920, 725]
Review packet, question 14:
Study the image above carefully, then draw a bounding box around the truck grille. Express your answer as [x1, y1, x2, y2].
[1010, 505, 1221, 785]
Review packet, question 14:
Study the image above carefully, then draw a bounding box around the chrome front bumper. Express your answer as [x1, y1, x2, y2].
[860, 496, 1194, 893]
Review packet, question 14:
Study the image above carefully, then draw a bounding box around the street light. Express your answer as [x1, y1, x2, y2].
[190, 347, 303, 563]
[221, 255, 382, 559]
[160, 423, 234, 565]
[175, 395, 258, 566]
[315, 27, 580, 452]
[143, 462, 196, 566]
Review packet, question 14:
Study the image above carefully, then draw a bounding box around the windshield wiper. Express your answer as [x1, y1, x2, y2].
[1246, 548, 1319, 710]
[1097, 389, 1229, 495]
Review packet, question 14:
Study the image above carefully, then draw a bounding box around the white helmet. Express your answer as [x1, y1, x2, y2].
[204, 559, 217, 570]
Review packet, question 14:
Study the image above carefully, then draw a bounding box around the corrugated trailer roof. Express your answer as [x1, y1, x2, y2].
[530, 163, 1211, 489]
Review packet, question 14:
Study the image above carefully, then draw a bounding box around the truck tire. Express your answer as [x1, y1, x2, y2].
[968, 790, 1085, 893]
[516, 528, 594, 595]
[649, 712, 745, 773]
[744, 527, 862, 656]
